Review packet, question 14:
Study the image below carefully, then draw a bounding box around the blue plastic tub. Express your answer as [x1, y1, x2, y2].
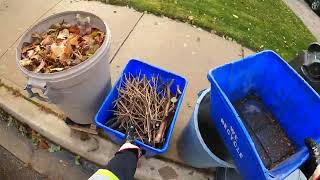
[95, 59, 187, 156]
[207, 50, 320, 180]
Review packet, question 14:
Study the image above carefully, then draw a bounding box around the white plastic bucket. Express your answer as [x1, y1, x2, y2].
[16, 11, 112, 124]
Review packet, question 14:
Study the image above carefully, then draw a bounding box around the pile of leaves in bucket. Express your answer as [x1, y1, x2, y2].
[20, 14, 105, 73]
[106, 73, 182, 148]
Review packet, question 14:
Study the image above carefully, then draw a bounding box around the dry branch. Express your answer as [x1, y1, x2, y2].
[106, 73, 179, 147]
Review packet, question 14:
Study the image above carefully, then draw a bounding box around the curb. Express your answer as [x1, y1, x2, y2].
[0, 80, 214, 180]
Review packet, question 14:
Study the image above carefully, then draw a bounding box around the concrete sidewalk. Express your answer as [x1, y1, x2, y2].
[283, 0, 320, 41]
[0, 0, 254, 177]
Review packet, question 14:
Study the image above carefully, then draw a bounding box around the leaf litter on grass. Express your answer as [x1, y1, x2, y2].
[20, 14, 105, 73]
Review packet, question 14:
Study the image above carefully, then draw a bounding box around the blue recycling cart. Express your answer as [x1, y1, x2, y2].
[95, 59, 187, 156]
[207, 50, 320, 180]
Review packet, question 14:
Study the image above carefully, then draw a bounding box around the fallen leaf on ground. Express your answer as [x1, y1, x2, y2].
[188, 16, 194, 20]
[39, 140, 49, 149]
[48, 144, 61, 152]
[59, 160, 68, 167]
[75, 155, 81, 166]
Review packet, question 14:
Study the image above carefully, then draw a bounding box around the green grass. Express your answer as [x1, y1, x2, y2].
[104, 0, 316, 60]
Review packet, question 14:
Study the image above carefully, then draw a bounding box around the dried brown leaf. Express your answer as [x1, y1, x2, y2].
[39, 140, 49, 149]
[34, 60, 45, 73]
[21, 44, 35, 54]
[72, 59, 81, 65]
[68, 35, 79, 46]
[20, 16, 105, 73]
[94, 34, 104, 45]
[41, 35, 54, 46]
[82, 35, 95, 46]
[87, 44, 99, 55]
[49, 22, 62, 30]
[50, 67, 64, 72]
[69, 26, 80, 34]
[57, 29, 70, 39]
[30, 54, 40, 61]
[34, 45, 41, 53]
[51, 43, 65, 58]
[20, 58, 32, 66]
[64, 43, 73, 58]
[27, 50, 35, 57]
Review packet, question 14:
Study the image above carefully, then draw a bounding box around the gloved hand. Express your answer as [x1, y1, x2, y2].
[118, 142, 142, 158]
[305, 138, 320, 180]
[117, 126, 142, 158]
[310, 165, 320, 180]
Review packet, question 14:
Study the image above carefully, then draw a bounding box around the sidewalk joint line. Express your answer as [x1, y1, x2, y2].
[109, 12, 145, 64]
[0, 0, 64, 60]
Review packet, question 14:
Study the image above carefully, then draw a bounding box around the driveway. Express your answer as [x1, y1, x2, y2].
[283, 0, 320, 41]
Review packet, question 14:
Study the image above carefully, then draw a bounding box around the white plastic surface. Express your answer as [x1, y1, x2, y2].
[16, 11, 112, 124]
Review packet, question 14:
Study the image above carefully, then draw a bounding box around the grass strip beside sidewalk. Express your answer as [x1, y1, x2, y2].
[105, 0, 316, 60]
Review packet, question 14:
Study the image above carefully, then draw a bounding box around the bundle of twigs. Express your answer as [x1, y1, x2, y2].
[106, 73, 181, 147]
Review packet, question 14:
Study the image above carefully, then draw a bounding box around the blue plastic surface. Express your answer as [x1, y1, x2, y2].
[95, 59, 187, 156]
[207, 51, 320, 180]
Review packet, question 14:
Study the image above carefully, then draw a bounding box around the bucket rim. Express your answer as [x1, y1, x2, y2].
[16, 11, 111, 81]
[193, 88, 235, 168]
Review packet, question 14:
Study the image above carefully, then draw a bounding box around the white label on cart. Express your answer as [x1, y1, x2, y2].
[220, 118, 243, 159]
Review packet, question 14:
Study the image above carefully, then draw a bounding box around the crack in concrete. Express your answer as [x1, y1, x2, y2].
[0, 0, 64, 60]
[109, 12, 145, 64]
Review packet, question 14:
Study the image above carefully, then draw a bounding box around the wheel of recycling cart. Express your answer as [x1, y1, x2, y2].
[311, 0, 320, 12]
[308, 42, 320, 53]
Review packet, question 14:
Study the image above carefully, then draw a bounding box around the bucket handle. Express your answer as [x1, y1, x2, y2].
[24, 78, 49, 102]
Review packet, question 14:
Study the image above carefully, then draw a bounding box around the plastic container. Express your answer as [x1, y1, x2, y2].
[215, 167, 243, 180]
[289, 42, 320, 93]
[16, 11, 112, 124]
[177, 88, 234, 168]
[215, 168, 306, 180]
[95, 59, 187, 156]
[207, 50, 320, 180]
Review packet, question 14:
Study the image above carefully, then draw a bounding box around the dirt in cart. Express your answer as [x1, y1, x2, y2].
[234, 94, 296, 170]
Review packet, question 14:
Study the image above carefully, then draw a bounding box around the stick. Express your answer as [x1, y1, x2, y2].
[154, 79, 174, 143]
[111, 73, 178, 146]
